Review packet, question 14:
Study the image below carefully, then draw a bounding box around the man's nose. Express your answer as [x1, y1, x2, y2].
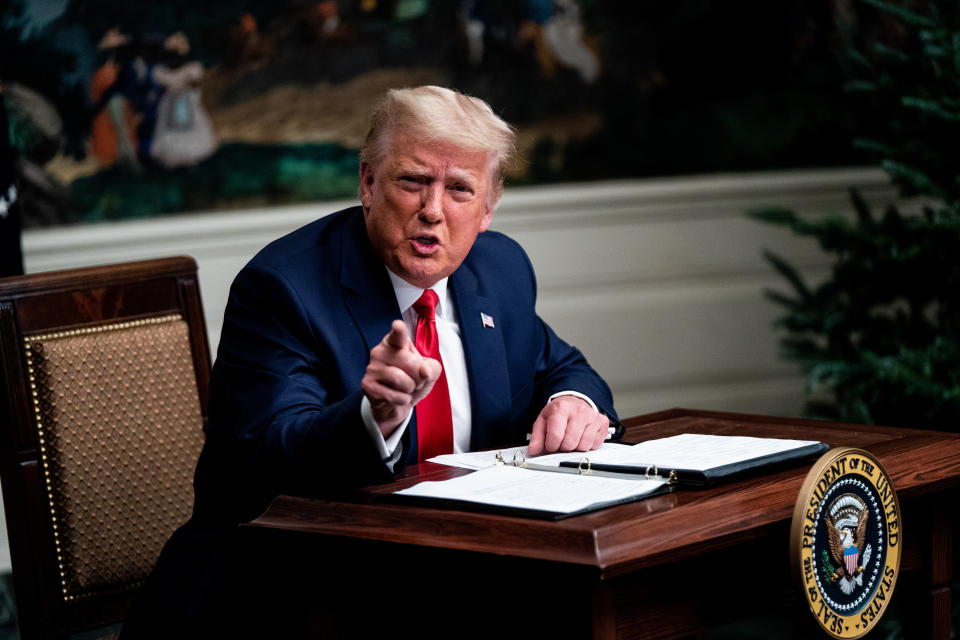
[419, 183, 444, 222]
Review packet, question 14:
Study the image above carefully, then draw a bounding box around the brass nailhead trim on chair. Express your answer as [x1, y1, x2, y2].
[24, 314, 183, 601]
[23, 315, 184, 345]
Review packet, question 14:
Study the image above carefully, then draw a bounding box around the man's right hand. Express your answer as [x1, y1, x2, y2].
[361, 320, 441, 437]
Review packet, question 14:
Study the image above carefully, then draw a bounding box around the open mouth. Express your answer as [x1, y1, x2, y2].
[411, 235, 441, 254]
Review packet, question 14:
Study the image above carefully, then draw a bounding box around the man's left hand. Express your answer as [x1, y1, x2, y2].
[527, 395, 608, 456]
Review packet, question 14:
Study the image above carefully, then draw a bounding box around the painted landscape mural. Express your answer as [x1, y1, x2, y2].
[3, 1, 880, 227]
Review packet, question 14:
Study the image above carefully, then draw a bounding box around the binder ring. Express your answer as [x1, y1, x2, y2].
[645, 465, 659, 480]
[578, 457, 591, 475]
[512, 451, 527, 468]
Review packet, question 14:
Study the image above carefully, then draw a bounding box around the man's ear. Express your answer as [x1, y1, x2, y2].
[478, 188, 498, 233]
[359, 162, 374, 210]
[479, 174, 501, 233]
[478, 203, 494, 233]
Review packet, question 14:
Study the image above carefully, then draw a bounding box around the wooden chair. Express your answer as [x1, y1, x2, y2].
[0, 257, 211, 639]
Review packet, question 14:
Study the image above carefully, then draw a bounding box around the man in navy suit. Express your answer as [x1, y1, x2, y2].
[192, 85, 619, 525]
[123, 85, 619, 638]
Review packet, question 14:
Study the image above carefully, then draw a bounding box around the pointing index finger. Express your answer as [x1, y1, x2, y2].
[385, 319, 410, 350]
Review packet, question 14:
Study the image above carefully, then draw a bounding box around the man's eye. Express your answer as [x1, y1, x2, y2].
[398, 176, 425, 189]
[451, 184, 470, 193]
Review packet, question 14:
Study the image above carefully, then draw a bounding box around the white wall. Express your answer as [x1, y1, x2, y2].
[1, 166, 901, 571]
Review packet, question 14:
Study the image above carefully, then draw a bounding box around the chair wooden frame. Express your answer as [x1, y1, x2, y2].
[0, 256, 211, 639]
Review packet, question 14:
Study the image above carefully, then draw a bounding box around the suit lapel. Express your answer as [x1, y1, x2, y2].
[450, 259, 512, 451]
[339, 210, 401, 353]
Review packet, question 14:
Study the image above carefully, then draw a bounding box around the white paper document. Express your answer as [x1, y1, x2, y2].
[395, 464, 668, 516]
[579, 433, 823, 472]
[428, 442, 632, 470]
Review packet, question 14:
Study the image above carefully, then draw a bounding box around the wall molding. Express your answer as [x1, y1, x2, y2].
[26, 166, 898, 296]
[24, 166, 896, 267]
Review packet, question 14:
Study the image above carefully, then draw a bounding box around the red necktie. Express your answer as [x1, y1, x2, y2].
[412, 289, 453, 462]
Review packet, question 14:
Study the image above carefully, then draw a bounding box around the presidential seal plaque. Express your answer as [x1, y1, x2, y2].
[790, 447, 901, 638]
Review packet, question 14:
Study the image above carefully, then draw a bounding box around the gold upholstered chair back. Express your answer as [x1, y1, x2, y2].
[0, 257, 211, 639]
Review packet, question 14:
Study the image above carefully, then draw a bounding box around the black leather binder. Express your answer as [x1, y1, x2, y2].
[391, 435, 828, 519]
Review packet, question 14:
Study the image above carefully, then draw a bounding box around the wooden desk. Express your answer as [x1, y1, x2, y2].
[248, 409, 960, 639]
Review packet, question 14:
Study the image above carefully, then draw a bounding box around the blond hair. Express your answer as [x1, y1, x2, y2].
[360, 86, 516, 202]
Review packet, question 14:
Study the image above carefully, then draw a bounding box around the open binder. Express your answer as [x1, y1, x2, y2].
[392, 433, 828, 520]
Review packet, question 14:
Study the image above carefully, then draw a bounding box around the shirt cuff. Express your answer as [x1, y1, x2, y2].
[361, 395, 411, 461]
[548, 390, 598, 413]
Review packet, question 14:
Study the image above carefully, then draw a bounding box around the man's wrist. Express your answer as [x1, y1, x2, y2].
[547, 390, 598, 413]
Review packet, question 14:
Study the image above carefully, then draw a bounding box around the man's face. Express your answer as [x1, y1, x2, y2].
[360, 133, 495, 289]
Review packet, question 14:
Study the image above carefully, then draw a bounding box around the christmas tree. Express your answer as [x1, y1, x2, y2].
[750, 0, 960, 430]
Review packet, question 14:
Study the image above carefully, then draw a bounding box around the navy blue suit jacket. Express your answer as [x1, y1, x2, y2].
[191, 206, 618, 524]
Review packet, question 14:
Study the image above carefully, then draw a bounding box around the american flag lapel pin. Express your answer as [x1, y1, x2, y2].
[481, 312, 495, 328]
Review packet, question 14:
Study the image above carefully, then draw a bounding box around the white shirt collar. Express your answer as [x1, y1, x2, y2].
[385, 268, 450, 318]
